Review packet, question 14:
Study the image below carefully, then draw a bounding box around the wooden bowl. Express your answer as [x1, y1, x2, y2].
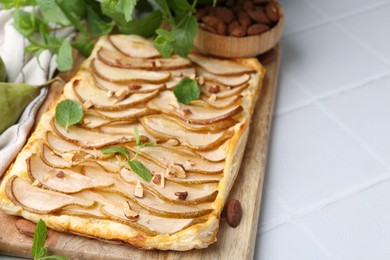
[193, 2, 284, 58]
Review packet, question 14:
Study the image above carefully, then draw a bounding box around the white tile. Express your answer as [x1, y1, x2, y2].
[258, 188, 291, 229]
[254, 222, 328, 260]
[322, 75, 390, 166]
[279, 0, 326, 35]
[340, 3, 390, 62]
[266, 104, 387, 211]
[274, 63, 312, 115]
[299, 179, 390, 260]
[309, 0, 389, 18]
[281, 24, 389, 96]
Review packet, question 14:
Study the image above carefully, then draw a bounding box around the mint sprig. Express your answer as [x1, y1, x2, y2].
[102, 127, 156, 182]
[32, 219, 68, 260]
[55, 100, 84, 130]
[174, 77, 200, 104]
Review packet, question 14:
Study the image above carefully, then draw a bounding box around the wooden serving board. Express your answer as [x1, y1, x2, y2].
[0, 46, 281, 260]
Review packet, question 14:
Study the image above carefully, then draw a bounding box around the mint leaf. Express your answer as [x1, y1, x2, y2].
[156, 29, 175, 42]
[118, 10, 162, 37]
[55, 99, 84, 130]
[133, 126, 140, 146]
[84, 3, 113, 36]
[36, 0, 70, 26]
[1, 0, 37, 9]
[12, 10, 47, 37]
[101, 147, 129, 159]
[57, 40, 73, 71]
[72, 34, 95, 57]
[173, 15, 198, 57]
[154, 35, 174, 58]
[25, 45, 41, 54]
[32, 219, 47, 260]
[122, 0, 137, 22]
[128, 160, 152, 182]
[168, 0, 195, 12]
[101, 0, 136, 25]
[173, 77, 200, 104]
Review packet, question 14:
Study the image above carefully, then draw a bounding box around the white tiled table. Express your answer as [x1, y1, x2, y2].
[2, 1, 390, 259]
[254, 0, 390, 259]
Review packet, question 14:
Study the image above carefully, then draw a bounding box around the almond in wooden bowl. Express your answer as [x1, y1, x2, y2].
[193, 0, 284, 58]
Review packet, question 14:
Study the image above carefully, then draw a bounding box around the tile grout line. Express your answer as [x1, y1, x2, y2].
[258, 174, 390, 234]
[303, 0, 390, 66]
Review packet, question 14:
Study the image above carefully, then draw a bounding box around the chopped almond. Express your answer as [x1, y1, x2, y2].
[128, 84, 141, 90]
[107, 90, 114, 97]
[43, 174, 51, 182]
[32, 179, 40, 186]
[83, 100, 94, 109]
[61, 152, 74, 163]
[208, 85, 220, 94]
[174, 191, 188, 200]
[189, 73, 196, 80]
[160, 174, 165, 188]
[198, 76, 205, 85]
[152, 174, 161, 185]
[209, 94, 217, 101]
[114, 89, 128, 101]
[154, 59, 162, 68]
[165, 138, 179, 146]
[181, 109, 192, 117]
[123, 201, 139, 220]
[56, 171, 65, 178]
[134, 181, 144, 198]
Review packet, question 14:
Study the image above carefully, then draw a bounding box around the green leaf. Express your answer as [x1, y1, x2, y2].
[128, 160, 152, 182]
[154, 35, 174, 58]
[118, 10, 162, 37]
[56, 0, 87, 34]
[72, 34, 95, 57]
[11, 10, 47, 37]
[85, 3, 114, 36]
[168, 0, 195, 13]
[55, 99, 84, 130]
[101, 147, 129, 159]
[156, 29, 175, 42]
[32, 219, 47, 259]
[173, 77, 200, 104]
[24, 44, 41, 54]
[36, 0, 70, 26]
[57, 40, 73, 71]
[1, 0, 36, 9]
[122, 0, 137, 22]
[173, 15, 198, 57]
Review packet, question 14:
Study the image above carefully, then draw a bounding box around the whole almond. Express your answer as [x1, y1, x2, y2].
[202, 15, 221, 28]
[215, 7, 234, 24]
[247, 23, 270, 35]
[15, 218, 36, 237]
[228, 21, 240, 35]
[265, 2, 279, 22]
[216, 22, 227, 35]
[243, 0, 254, 11]
[249, 7, 271, 25]
[230, 26, 246, 37]
[200, 23, 217, 34]
[195, 7, 208, 20]
[226, 199, 242, 228]
[238, 10, 252, 28]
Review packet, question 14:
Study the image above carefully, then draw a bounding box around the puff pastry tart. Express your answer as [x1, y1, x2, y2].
[0, 35, 265, 250]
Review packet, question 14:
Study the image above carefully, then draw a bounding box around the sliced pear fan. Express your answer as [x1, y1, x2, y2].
[197, 67, 250, 87]
[141, 115, 231, 150]
[196, 140, 228, 162]
[73, 76, 160, 111]
[201, 82, 249, 99]
[130, 145, 225, 174]
[155, 55, 192, 70]
[155, 115, 237, 132]
[189, 53, 256, 76]
[109, 35, 161, 58]
[6, 176, 95, 214]
[51, 119, 142, 149]
[147, 91, 243, 125]
[82, 113, 121, 128]
[92, 72, 166, 93]
[27, 155, 113, 193]
[97, 47, 154, 69]
[191, 95, 243, 109]
[91, 59, 171, 84]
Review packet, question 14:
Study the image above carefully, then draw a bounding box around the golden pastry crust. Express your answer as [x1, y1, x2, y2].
[0, 35, 265, 251]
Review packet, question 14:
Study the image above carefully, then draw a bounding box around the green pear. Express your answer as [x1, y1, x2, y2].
[0, 56, 7, 82]
[0, 82, 39, 134]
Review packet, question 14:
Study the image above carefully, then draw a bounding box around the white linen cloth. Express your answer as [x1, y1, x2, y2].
[0, 8, 74, 176]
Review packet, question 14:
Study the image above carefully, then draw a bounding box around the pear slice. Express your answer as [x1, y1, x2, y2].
[45, 132, 105, 159]
[51, 119, 142, 149]
[197, 67, 250, 87]
[27, 155, 113, 194]
[189, 53, 256, 76]
[154, 55, 192, 70]
[98, 123, 158, 143]
[6, 176, 95, 214]
[81, 113, 119, 129]
[92, 72, 166, 94]
[60, 204, 106, 219]
[201, 82, 249, 99]
[169, 67, 196, 78]
[128, 145, 224, 174]
[196, 140, 228, 162]
[147, 91, 243, 125]
[109, 35, 161, 59]
[97, 47, 154, 69]
[73, 77, 160, 111]
[158, 115, 237, 132]
[191, 95, 243, 109]
[93, 107, 150, 121]
[41, 143, 72, 168]
[91, 58, 171, 84]
[141, 115, 231, 150]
